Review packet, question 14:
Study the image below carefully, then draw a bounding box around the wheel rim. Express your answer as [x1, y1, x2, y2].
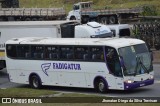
[101, 18, 107, 24]
[99, 81, 105, 92]
[109, 16, 116, 24]
[33, 77, 38, 88]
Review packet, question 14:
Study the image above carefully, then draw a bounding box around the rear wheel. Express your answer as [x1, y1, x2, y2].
[30, 75, 42, 89]
[109, 16, 117, 24]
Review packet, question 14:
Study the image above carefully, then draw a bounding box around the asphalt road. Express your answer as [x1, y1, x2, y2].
[0, 64, 160, 97]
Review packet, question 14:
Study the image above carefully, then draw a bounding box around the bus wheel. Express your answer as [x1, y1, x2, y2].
[95, 79, 107, 93]
[30, 75, 42, 89]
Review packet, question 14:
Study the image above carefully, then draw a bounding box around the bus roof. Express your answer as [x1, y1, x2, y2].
[0, 20, 78, 27]
[5, 37, 145, 49]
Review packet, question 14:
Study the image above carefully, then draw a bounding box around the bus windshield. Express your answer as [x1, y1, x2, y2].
[118, 44, 152, 76]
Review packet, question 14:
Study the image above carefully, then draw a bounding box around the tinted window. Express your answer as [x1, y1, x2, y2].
[134, 44, 148, 54]
[90, 47, 104, 61]
[6, 45, 17, 58]
[59, 46, 74, 60]
[45, 46, 59, 60]
[31, 46, 44, 59]
[74, 46, 90, 60]
[119, 28, 130, 37]
[17, 45, 30, 58]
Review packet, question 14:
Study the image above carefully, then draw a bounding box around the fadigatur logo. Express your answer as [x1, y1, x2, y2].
[41, 63, 51, 76]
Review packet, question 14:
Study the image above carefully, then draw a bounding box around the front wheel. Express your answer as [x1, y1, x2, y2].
[30, 75, 42, 89]
[95, 79, 107, 93]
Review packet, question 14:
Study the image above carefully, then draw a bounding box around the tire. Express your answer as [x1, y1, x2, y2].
[70, 16, 76, 20]
[25, 18, 31, 21]
[32, 18, 38, 21]
[30, 75, 42, 89]
[100, 17, 108, 25]
[109, 16, 117, 24]
[39, 18, 43, 21]
[16, 19, 21, 21]
[95, 79, 107, 93]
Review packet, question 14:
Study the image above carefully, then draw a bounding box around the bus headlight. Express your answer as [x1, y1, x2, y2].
[125, 80, 134, 83]
[149, 75, 154, 79]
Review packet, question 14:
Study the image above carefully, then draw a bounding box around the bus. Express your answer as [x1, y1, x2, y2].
[5, 37, 154, 92]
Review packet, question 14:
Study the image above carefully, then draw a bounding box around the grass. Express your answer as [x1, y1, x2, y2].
[0, 88, 57, 97]
[0, 87, 102, 97]
[19, 0, 160, 15]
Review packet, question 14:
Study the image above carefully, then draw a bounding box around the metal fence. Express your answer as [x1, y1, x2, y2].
[132, 22, 160, 50]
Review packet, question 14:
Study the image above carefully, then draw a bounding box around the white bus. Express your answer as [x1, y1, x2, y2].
[5, 37, 154, 92]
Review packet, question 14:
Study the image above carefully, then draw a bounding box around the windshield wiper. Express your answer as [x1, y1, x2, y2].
[135, 56, 149, 76]
[139, 59, 149, 74]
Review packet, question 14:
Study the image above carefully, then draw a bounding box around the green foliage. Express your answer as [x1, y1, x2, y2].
[0, 88, 56, 97]
[142, 5, 158, 16]
[19, 0, 160, 15]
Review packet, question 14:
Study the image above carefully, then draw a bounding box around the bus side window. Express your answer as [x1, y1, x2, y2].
[6, 45, 17, 58]
[59, 46, 74, 60]
[17, 45, 30, 59]
[31, 46, 44, 59]
[45, 46, 59, 60]
[90, 47, 104, 61]
[74, 47, 90, 61]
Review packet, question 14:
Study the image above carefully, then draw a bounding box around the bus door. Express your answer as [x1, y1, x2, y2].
[105, 47, 124, 89]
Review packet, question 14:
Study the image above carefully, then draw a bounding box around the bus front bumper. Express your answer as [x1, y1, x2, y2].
[124, 79, 154, 90]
